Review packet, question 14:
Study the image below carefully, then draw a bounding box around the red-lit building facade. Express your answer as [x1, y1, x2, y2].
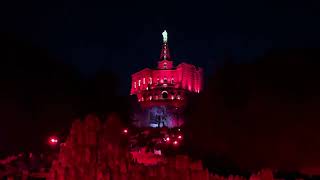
[130, 31, 203, 128]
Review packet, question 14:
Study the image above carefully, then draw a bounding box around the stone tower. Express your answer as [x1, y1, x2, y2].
[130, 30, 203, 128]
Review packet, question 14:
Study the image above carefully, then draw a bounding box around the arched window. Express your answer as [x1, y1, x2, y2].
[143, 78, 146, 84]
[149, 77, 152, 84]
[164, 62, 167, 69]
[164, 77, 167, 83]
[138, 80, 141, 86]
[162, 91, 168, 99]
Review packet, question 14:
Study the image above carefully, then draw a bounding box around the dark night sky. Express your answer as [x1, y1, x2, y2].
[1, 0, 320, 94]
[2, 0, 320, 173]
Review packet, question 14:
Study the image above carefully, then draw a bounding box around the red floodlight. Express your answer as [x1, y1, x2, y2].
[49, 136, 59, 145]
[173, 140, 178, 145]
[178, 135, 182, 139]
[123, 129, 128, 134]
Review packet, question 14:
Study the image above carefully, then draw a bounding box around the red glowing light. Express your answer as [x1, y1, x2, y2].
[166, 137, 170, 141]
[173, 140, 178, 145]
[123, 129, 128, 134]
[49, 136, 59, 145]
[178, 135, 182, 139]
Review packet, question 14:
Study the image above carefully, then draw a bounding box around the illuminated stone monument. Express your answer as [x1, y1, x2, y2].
[130, 30, 203, 128]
